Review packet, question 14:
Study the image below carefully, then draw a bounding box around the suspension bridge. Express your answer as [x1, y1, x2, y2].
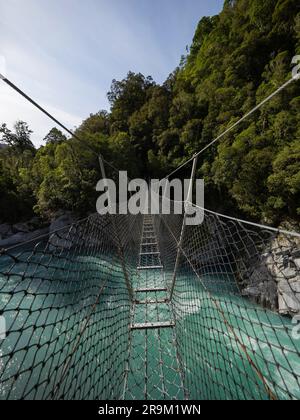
[0, 73, 299, 400]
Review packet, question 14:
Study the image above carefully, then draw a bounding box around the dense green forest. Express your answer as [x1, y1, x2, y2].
[1, 0, 300, 225]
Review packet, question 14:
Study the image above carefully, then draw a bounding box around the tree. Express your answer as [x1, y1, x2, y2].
[75, 111, 110, 136]
[0, 121, 36, 222]
[0, 121, 35, 152]
[267, 140, 300, 219]
[1, 0, 299, 227]
[249, 0, 277, 32]
[44, 128, 67, 144]
[108, 72, 155, 132]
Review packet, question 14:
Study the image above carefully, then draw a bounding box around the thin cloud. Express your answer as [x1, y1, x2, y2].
[0, 83, 82, 146]
[0, 0, 224, 147]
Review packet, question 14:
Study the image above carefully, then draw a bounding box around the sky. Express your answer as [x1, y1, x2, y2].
[0, 0, 224, 146]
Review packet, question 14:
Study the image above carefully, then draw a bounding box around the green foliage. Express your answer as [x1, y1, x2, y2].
[0, 121, 35, 152]
[76, 111, 110, 136]
[0, 122, 36, 222]
[44, 128, 67, 144]
[164, 0, 300, 223]
[249, 0, 277, 32]
[267, 140, 300, 218]
[108, 72, 154, 133]
[1, 0, 299, 226]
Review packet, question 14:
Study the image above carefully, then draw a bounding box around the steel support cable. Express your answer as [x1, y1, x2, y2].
[188, 202, 300, 239]
[149, 187, 300, 238]
[2, 74, 298, 238]
[99, 155, 134, 301]
[41, 216, 110, 399]
[48, 278, 108, 399]
[0, 74, 118, 173]
[0, 73, 297, 180]
[159, 203, 298, 398]
[49, 218, 118, 399]
[159, 213, 277, 401]
[0, 215, 96, 254]
[158, 76, 297, 182]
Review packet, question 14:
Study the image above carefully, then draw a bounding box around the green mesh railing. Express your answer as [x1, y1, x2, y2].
[0, 209, 299, 400]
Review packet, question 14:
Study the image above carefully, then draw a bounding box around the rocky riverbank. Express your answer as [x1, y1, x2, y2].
[1, 212, 299, 317]
[241, 229, 300, 317]
[0, 212, 77, 249]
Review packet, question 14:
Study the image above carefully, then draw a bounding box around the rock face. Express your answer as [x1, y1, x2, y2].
[0, 228, 49, 248]
[0, 217, 50, 248]
[12, 223, 31, 233]
[0, 213, 79, 250]
[242, 233, 300, 316]
[0, 224, 13, 240]
[242, 280, 278, 312]
[49, 212, 78, 250]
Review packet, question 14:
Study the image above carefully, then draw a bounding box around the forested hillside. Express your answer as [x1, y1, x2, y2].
[1, 0, 300, 225]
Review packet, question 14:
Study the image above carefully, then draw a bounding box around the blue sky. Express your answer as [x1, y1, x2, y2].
[0, 0, 224, 146]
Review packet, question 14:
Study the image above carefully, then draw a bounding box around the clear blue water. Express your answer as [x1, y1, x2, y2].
[173, 272, 300, 400]
[0, 250, 299, 400]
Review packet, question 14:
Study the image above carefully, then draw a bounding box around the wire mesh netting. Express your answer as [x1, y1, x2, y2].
[124, 215, 186, 400]
[1, 54, 300, 400]
[0, 213, 141, 399]
[156, 206, 300, 400]
[0, 205, 299, 400]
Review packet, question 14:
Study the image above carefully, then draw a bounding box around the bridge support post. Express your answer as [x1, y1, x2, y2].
[156, 177, 169, 233]
[169, 154, 198, 300]
[98, 155, 134, 301]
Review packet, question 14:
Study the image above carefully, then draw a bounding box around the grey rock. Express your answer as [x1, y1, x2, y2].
[28, 217, 42, 229]
[242, 281, 278, 311]
[12, 222, 31, 233]
[0, 228, 49, 248]
[49, 212, 76, 233]
[0, 224, 13, 238]
[242, 231, 300, 316]
[49, 212, 77, 250]
[294, 258, 300, 270]
[242, 285, 260, 298]
[278, 279, 300, 315]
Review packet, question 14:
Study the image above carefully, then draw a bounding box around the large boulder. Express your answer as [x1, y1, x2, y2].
[265, 237, 300, 315]
[49, 212, 77, 233]
[49, 212, 78, 251]
[0, 217, 45, 242]
[0, 228, 49, 248]
[242, 232, 300, 316]
[0, 224, 13, 240]
[12, 222, 31, 233]
[278, 278, 300, 315]
[242, 280, 278, 311]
